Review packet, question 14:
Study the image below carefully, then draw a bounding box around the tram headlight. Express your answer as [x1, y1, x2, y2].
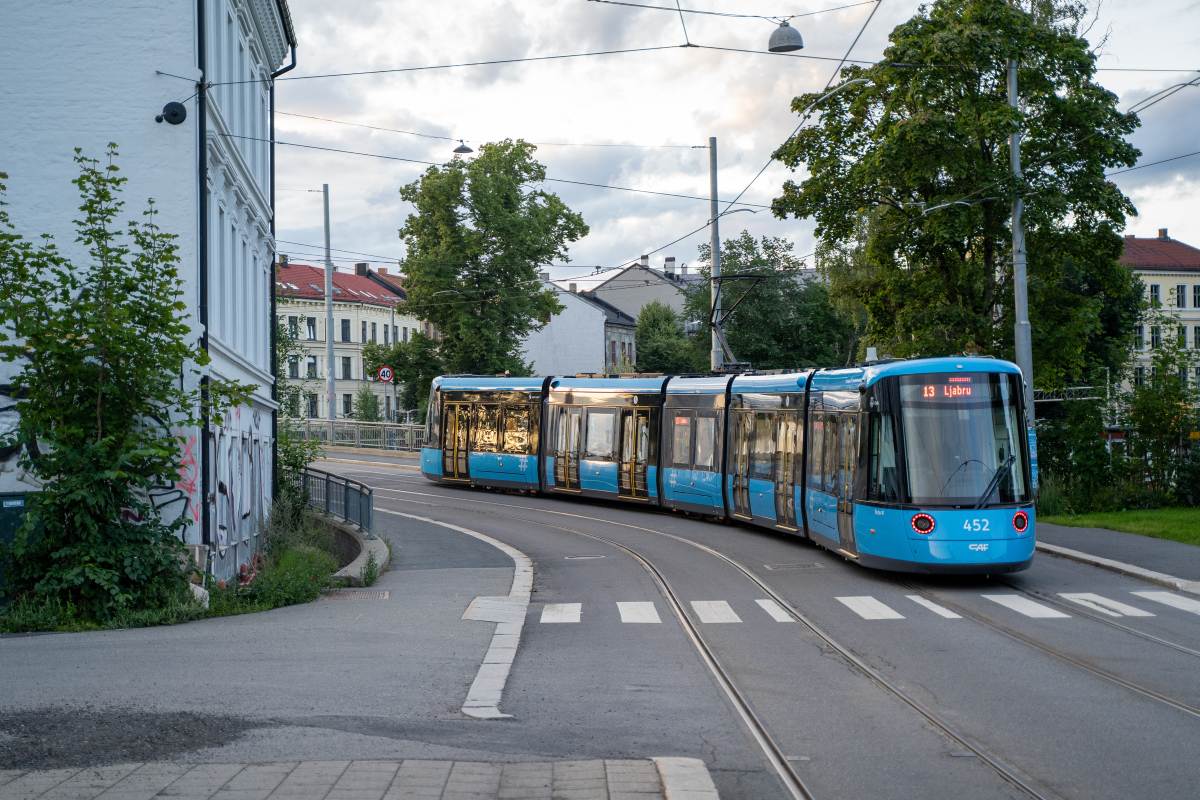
[910, 513, 935, 534]
[1013, 511, 1029, 533]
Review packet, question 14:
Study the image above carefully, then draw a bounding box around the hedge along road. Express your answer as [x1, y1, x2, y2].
[336, 460, 1200, 800]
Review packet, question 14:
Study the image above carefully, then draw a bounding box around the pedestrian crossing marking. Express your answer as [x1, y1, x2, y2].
[982, 594, 1070, 618]
[1132, 591, 1200, 616]
[756, 599, 794, 622]
[691, 601, 742, 623]
[837, 596, 904, 620]
[906, 595, 961, 618]
[541, 603, 581, 623]
[1059, 593, 1154, 617]
[617, 601, 661, 623]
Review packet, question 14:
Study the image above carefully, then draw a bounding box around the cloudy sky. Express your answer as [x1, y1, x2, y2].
[273, 0, 1200, 282]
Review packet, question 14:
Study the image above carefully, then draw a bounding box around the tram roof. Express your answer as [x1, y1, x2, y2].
[549, 376, 668, 393]
[664, 376, 733, 394]
[434, 376, 547, 392]
[808, 357, 1021, 392]
[729, 372, 812, 393]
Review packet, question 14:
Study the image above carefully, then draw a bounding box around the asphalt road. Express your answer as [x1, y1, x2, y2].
[4, 461, 1200, 800]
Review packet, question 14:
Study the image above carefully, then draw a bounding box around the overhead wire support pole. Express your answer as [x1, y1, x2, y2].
[709, 136, 722, 372]
[1008, 57, 1034, 433]
[324, 184, 336, 421]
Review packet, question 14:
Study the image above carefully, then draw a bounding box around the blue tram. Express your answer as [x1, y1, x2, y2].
[420, 358, 1035, 574]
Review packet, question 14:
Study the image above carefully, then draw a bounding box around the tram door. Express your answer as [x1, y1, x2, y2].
[774, 411, 799, 528]
[554, 406, 582, 490]
[618, 408, 651, 498]
[836, 414, 859, 554]
[731, 411, 753, 518]
[443, 403, 471, 481]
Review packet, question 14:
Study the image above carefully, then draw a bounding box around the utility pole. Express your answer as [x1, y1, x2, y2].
[709, 136, 722, 372]
[1008, 60, 1034, 431]
[324, 184, 336, 421]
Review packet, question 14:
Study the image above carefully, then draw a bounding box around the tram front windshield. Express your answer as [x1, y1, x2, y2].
[898, 372, 1029, 507]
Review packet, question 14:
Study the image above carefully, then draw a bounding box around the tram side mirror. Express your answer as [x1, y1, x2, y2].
[858, 382, 867, 394]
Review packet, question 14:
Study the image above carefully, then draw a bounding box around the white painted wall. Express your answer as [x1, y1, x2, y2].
[0, 0, 291, 579]
[523, 287, 608, 375]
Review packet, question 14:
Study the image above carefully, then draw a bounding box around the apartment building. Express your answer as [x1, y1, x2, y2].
[1121, 229, 1200, 387]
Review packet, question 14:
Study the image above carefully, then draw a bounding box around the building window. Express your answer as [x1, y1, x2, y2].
[371, 322, 377, 343]
[1149, 284, 1160, 306]
[1151, 326, 1161, 349]
[385, 395, 392, 421]
[364, 362, 370, 380]
[1194, 285, 1200, 309]
[403, 327, 409, 343]
[306, 356, 317, 378]
[394, 325, 399, 343]
[1180, 326, 1188, 348]
[1134, 325, 1144, 350]
[288, 315, 299, 335]
[341, 356, 352, 380]
[384, 325, 389, 345]
[1177, 284, 1188, 309]
[1194, 326, 1200, 350]
[1134, 366, 1144, 387]
[306, 317, 317, 340]
[306, 394, 319, 418]
[609, 340, 616, 369]
[362, 321, 368, 343]
[288, 356, 299, 379]
[341, 318, 351, 342]
[342, 394, 353, 416]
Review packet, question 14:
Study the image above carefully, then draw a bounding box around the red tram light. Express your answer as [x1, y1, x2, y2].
[911, 513, 935, 534]
[1013, 511, 1029, 533]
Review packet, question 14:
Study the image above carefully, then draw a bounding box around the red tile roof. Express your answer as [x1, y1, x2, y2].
[1119, 235, 1200, 272]
[275, 263, 403, 307]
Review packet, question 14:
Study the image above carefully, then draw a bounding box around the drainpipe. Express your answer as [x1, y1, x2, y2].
[197, 0, 211, 553]
[269, 39, 297, 502]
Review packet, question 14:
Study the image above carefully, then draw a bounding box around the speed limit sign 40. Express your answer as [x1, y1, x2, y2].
[377, 366, 394, 383]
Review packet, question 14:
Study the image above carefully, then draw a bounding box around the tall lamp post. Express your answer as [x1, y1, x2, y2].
[323, 184, 335, 421]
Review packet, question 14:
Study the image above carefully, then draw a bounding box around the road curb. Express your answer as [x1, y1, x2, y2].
[1036, 542, 1200, 597]
[330, 516, 391, 585]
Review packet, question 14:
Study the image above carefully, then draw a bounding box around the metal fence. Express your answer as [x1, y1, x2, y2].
[290, 420, 425, 451]
[288, 467, 374, 537]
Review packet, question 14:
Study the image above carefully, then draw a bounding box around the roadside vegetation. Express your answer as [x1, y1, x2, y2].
[1041, 508, 1200, 546]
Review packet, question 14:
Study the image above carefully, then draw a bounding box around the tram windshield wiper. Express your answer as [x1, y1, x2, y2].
[974, 454, 1016, 510]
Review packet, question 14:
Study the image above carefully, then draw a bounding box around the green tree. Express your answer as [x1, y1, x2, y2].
[634, 301, 697, 374]
[273, 294, 321, 490]
[0, 147, 247, 619]
[682, 231, 857, 369]
[772, 0, 1142, 387]
[353, 384, 382, 422]
[398, 140, 587, 375]
[363, 332, 444, 421]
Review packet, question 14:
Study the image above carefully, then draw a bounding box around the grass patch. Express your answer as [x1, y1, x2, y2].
[1, 491, 345, 633]
[1042, 507, 1200, 546]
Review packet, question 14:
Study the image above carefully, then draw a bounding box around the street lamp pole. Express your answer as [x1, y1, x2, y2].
[709, 136, 722, 372]
[1008, 59, 1035, 431]
[324, 184, 336, 421]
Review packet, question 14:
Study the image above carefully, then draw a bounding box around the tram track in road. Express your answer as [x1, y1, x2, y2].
[367, 483, 1059, 800]
[895, 580, 1200, 722]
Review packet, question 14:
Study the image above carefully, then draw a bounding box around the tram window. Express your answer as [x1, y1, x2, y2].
[585, 409, 617, 460]
[868, 413, 901, 502]
[694, 415, 717, 471]
[501, 405, 534, 454]
[808, 415, 825, 490]
[823, 415, 841, 494]
[427, 397, 442, 448]
[751, 413, 774, 480]
[672, 413, 693, 468]
[472, 404, 500, 452]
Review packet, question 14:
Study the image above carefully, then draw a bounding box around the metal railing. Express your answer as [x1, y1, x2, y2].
[288, 467, 374, 536]
[290, 420, 426, 451]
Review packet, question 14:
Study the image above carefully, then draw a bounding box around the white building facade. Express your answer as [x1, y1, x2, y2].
[0, 0, 296, 581]
[276, 262, 423, 421]
[523, 279, 637, 375]
[1120, 229, 1200, 389]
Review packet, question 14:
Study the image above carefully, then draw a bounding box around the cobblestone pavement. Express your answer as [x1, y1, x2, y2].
[0, 758, 692, 800]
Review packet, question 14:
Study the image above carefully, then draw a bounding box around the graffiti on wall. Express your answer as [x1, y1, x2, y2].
[209, 405, 272, 556]
[0, 384, 41, 494]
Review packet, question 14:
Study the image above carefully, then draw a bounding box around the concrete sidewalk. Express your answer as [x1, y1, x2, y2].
[1038, 522, 1200, 582]
[0, 758, 684, 800]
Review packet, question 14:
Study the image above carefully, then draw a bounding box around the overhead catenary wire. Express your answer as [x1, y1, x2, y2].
[586, 0, 876, 21]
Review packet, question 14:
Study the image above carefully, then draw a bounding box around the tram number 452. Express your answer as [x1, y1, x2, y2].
[963, 519, 990, 531]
